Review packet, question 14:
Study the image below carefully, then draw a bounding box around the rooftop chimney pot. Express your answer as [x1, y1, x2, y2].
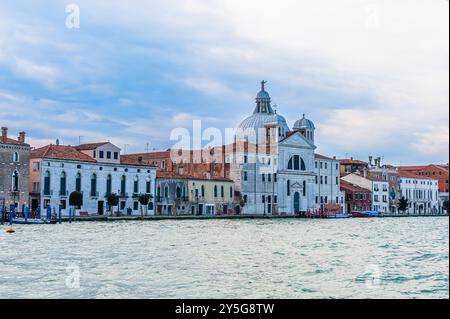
[1, 127, 7, 143]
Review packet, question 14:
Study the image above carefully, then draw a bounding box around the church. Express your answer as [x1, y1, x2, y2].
[230, 81, 344, 215]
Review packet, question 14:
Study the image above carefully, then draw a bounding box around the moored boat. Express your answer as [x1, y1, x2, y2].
[352, 211, 381, 218]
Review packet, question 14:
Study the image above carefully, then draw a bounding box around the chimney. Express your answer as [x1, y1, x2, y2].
[369, 156, 373, 166]
[138, 156, 143, 163]
[18, 131, 26, 143]
[1, 127, 7, 143]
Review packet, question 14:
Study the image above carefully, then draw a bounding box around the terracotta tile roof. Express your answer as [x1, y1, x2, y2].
[119, 156, 157, 167]
[1, 137, 30, 147]
[398, 171, 436, 180]
[340, 159, 368, 165]
[340, 180, 371, 192]
[122, 151, 171, 161]
[398, 164, 449, 173]
[156, 171, 233, 183]
[31, 144, 96, 162]
[74, 142, 109, 151]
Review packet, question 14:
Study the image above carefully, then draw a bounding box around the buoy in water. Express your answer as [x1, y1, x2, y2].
[6, 228, 15, 233]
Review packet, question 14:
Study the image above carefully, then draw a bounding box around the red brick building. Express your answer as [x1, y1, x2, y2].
[340, 179, 372, 213]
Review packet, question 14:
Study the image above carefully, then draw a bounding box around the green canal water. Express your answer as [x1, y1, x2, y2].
[0, 217, 448, 299]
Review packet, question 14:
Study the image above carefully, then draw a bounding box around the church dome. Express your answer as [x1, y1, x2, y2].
[237, 81, 290, 134]
[293, 114, 315, 130]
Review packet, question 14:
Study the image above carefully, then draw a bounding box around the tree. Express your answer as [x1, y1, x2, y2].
[138, 194, 153, 217]
[398, 196, 409, 214]
[69, 191, 83, 217]
[443, 200, 449, 213]
[107, 193, 119, 216]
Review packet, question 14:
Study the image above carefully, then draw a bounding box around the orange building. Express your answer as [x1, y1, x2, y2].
[397, 165, 449, 194]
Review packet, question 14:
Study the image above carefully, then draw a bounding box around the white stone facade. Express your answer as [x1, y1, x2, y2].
[398, 175, 441, 214]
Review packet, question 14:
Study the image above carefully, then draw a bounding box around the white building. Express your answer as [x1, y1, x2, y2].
[29, 142, 157, 216]
[341, 172, 389, 213]
[398, 172, 441, 214]
[230, 81, 344, 215]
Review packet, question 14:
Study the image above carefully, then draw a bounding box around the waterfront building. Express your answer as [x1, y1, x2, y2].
[397, 171, 441, 214]
[341, 172, 389, 213]
[155, 172, 236, 215]
[339, 158, 369, 175]
[397, 164, 449, 209]
[0, 127, 31, 211]
[314, 154, 345, 213]
[29, 142, 157, 216]
[340, 180, 372, 213]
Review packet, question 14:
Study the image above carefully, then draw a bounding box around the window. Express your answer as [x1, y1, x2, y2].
[75, 173, 81, 192]
[274, 195, 278, 203]
[99, 151, 104, 158]
[106, 175, 112, 196]
[107, 151, 111, 159]
[244, 155, 248, 164]
[44, 171, 51, 195]
[315, 161, 318, 169]
[336, 176, 339, 185]
[288, 155, 306, 171]
[243, 195, 248, 203]
[303, 181, 306, 196]
[268, 174, 271, 182]
[134, 176, 139, 193]
[146, 179, 151, 194]
[274, 173, 277, 182]
[214, 185, 218, 197]
[325, 176, 328, 184]
[133, 201, 139, 210]
[121, 175, 126, 196]
[93, 151, 96, 158]
[12, 170, 19, 191]
[90, 174, 97, 197]
[230, 186, 233, 198]
[243, 171, 248, 181]
[315, 176, 318, 184]
[201, 185, 205, 197]
[13, 152, 19, 162]
[164, 186, 169, 198]
[262, 173, 265, 182]
[114, 152, 119, 160]
[33, 161, 40, 172]
[320, 176, 323, 184]
[221, 186, 224, 198]
[59, 172, 67, 196]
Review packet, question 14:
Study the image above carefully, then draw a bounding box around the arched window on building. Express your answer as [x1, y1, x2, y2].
[106, 175, 112, 196]
[221, 186, 224, 198]
[303, 180, 306, 196]
[287, 180, 290, 196]
[133, 176, 139, 194]
[76, 172, 82, 192]
[44, 171, 51, 195]
[120, 175, 126, 196]
[176, 186, 181, 199]
[164, 185, 169, 198]
[146, 177, 151, 194]
[91, 174, 97, 197]
[60, 172, 67, 195]
[12, 170, 19, 192]
[288, 155, 306, 171]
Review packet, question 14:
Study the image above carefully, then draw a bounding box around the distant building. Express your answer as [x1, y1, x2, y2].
[397, 164, 449, 206]
[341, 172, 389, 213]
[0, 127, 31, 211]
[29, 142, 157, 216]
[314, 154, 345, 213]
[398, 171, 441, 214]
[340, 180, 372, 213]
[156, 172, 236, 216]
[339, 158, 369, 175]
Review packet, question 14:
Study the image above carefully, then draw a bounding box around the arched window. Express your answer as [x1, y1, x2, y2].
[13, 152, 19, 162]
[133, 176, 139, 193]
[120, 175, 126, 196]
[106, 175, 112, 196]
[288, 155, 306, 171]
[60, 172, 67, 195]
[176, 186, 181, 199]
[75, 172, 82, 192]
[164, 185, 169, 198]
[221, 186, 224, 198]
[303, 180, 306, 196]
[157, 186, 161, 199]
[146, 177, 151, 194]
[214, 185, 218, 197]
[44, 171, 50, 195]
[287, 180, 290, 196]
[12, 170, 19, 192]
[91, 174, 97, 196]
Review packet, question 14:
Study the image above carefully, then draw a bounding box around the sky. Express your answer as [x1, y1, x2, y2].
[0, 0, 448, 165]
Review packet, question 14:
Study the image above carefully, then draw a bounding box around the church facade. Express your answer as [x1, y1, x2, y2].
[231, 82, 345, 215]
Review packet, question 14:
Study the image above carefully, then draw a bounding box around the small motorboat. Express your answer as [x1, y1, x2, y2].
[327, 213, 352, 219]
[11, 218, 51, 225]
[352, 211, 381, 218]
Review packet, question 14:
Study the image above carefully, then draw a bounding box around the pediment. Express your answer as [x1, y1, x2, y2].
[280, 132, 316, 149]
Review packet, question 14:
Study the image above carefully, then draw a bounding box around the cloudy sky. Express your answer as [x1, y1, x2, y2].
[0, 0, 448, 164]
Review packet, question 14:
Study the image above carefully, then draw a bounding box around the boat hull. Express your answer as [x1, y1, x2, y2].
[352, 211, 381, 218]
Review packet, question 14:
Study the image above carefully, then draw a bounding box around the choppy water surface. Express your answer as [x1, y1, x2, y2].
[0, 217, 448, 299]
